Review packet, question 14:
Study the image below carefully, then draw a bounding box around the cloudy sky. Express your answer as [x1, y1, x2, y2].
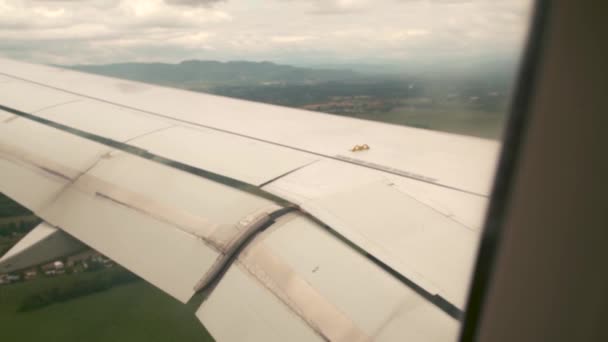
[0, 0, 532, 65]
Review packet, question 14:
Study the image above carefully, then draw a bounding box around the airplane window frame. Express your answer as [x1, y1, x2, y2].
[460, 0, 550, 340]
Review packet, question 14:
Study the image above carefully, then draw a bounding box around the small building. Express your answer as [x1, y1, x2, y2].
[91, 254, 106, 263]
[41, 260, 65, 277]
[7, 274, 20, 282]
[66, 249, 97, 267]
[24, 268, 38, 280]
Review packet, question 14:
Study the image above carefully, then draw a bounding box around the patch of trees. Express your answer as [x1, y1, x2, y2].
[0, 220, 40, 237]
[0, 194, 32, 218]
[69, 60, 359, 86]
[18, 268, 140, 312]
[209, 80, 424, 107]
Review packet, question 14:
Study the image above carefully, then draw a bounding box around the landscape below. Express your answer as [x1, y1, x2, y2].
[68, 59, 514, 140]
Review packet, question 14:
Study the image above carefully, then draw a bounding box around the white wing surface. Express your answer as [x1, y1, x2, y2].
[0, 58, 499, 341]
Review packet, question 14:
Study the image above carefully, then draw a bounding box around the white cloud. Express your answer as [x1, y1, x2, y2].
[308, 0, 370, 14]
[271, 35, 316, 44]
[0, 0, 533, 65]
[165, 0, 224, 6]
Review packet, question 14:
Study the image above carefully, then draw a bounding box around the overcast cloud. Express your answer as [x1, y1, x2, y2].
[0, 0, 532, 65]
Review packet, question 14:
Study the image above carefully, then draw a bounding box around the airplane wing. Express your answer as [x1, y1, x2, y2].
[0, 58, 499, 341]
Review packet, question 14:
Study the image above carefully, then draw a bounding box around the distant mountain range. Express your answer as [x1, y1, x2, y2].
[65, 60, 360, 86]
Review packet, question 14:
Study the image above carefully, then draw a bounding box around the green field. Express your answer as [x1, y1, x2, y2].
[393, 107, 505, 140]
[0, 215, 38, 225]
[0, 235, 19, 256]
[0, 272, 213, 341]
[0, 194, 31, 218]
[342, 106, 505, 140]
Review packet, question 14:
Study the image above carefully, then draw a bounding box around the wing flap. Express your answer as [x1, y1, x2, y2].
[0, 115, 111, 211]
[199, 264, 326, 342]
[198, 213, 459, 341]
[263, 159, 482, 308]
[35, 152, 280, 302]
[40, 182, 221, 302]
